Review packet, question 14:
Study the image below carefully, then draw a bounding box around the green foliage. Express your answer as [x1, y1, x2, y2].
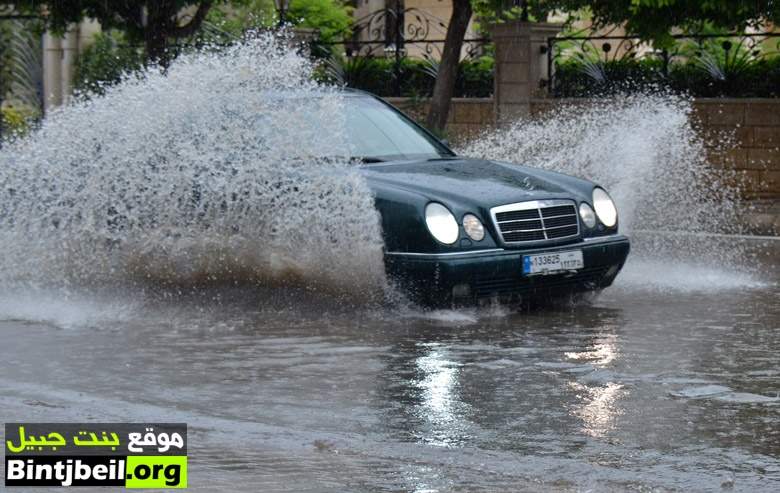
[542, 0, 780, 44]
[543, 1, 780, 96]
[553, 57, 665, 95]
[201, 0, 352, 43]
[316, 56, 494, 98]
[288, 0, 353, 42]
[0, 22, 12, 100]
[668, 56, 780, 97]
[472, 0, 550, 29]
[457, 56, 494, 97]
[553, 53, 780, 97]
[0, 18, 43, 110]
[202, 0, 274, 37]
[7, 1, 221, 38]
[74, 32, 146, 96]
[5, 1, 221, 62]
[1, 104, 37, 136]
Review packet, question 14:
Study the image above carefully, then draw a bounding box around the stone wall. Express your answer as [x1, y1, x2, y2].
[529, 98, 780, 200]
[694, 99, 780, 200]
[387, 97, 780, 200]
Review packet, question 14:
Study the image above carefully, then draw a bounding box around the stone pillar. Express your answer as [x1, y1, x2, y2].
[42, 33, 63, 113]
[490, 21, 562, 124]
[42, 21, 101, 113]
[60, 29, 79, 106]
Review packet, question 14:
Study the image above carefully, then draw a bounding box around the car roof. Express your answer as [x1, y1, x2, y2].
[341, 88, 374, 97]
[257, 87, 376, 100]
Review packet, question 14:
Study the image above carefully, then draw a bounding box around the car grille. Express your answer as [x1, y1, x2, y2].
[474, 265, 610, 299]
[491, 200, 580, 245]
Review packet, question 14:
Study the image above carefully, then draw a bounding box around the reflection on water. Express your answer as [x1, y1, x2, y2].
[565, 336, 624, 438]
[414, 345, 468, 447]
[569, 381, 626, 439]
[565, 335, 619, 366]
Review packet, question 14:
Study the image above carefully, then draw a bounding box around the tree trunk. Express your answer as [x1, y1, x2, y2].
[142, 1, 213, 68]
[145, 28, 170, 66]
[425, 0, 472, 133]
[144, 1, 176, 67]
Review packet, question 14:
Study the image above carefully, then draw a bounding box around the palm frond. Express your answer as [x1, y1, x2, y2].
[1, 19, 43, 112]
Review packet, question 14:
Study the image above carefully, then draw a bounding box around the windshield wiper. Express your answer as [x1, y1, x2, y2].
[426, 155, 459, 162]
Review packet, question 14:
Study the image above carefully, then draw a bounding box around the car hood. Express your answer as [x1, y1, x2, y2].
[360, 157, 593, 208]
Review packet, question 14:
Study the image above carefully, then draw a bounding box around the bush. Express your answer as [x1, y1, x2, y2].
[316, 56, 494, 98]
[667, 56, 780, 97]
[553, 57, 666, 97]
[205, 0, 352, 44]
[1, 104, 37, 137]
[457, 56, 494, 98]
[288, 0, 353, 43]
[74, 32, 146, 96]
[553, 54, 780, 98]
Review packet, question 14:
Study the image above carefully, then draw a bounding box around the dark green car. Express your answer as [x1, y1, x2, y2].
[345, 91, 630, 305]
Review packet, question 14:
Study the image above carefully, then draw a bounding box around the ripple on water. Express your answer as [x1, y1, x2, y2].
[671, 385, 780, 404]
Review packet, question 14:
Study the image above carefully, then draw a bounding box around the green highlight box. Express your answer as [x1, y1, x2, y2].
[125, 456, 187, 489]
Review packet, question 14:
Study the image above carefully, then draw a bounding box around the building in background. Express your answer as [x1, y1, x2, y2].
[41, 20, 100, 112]
[0, 13, 98, 116]
[350, 0, 480, 60]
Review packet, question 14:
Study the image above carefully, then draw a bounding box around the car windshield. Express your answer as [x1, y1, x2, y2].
[342, 96, 453, 162]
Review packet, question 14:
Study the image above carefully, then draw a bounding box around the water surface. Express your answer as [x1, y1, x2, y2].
[1, 236, 777, 492]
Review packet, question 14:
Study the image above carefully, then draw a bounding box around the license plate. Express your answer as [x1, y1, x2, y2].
[523, 250, 584, 275]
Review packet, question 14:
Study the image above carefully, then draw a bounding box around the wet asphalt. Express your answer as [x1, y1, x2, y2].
[0, 236, 778, 492]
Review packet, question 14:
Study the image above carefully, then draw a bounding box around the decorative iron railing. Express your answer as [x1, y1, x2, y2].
[310, 6, 490, 97]
[546, 29, 780, 97]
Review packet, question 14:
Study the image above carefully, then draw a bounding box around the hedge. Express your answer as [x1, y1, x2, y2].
[315, 56, 494, 98]
[553, 56, 780, 98]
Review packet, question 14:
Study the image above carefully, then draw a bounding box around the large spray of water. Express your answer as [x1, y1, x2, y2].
[461, 95, 751, 275]
[0, 34, 386, 294]
[0, 35, 761, 310]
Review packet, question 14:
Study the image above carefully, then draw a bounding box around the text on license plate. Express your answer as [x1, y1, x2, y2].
[523, 250, 584, 275]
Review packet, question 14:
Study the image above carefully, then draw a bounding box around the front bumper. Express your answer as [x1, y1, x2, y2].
[384, 235, 630, 305]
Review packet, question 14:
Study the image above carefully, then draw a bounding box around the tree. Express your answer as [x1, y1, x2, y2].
[208, 0, 352, 43]
[426, 0, 549, 132]
[542, 1, 780, 44]
[290, 0, 352, 41]
[73, 32, 146, 95]
[425, 0, 473, 132]
[5, 1, 221, 65]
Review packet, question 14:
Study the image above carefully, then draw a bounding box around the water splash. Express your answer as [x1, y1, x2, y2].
[461, 94, 762, 289]
[0, 34, 386, 297]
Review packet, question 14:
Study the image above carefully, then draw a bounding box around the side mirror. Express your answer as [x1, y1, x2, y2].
[440, 139, 450, 147]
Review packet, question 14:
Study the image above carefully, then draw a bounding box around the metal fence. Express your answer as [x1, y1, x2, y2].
[310, 5, 489, 97]
[546, 29, 780, 97]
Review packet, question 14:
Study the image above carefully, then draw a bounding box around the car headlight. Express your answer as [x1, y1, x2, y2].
[579, 202, 597, 228]
[462, 214, 485, 241]
[592, 187, 617, 228]
[425, 203, 459, 244]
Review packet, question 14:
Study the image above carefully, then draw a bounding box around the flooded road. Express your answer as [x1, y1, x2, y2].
[0, 235, 778, 492]
[0, 34, 776, 491]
